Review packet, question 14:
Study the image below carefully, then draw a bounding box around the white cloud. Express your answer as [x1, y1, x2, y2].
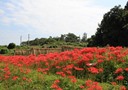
[2, 0, 109, 38]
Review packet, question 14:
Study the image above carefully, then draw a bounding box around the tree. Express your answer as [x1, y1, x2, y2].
[65, 33, 80, 42]
[7, 43, 16, 49]
[88, 2, 128, 47]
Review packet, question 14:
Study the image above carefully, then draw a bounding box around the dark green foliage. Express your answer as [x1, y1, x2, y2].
[65, 33, 80, 42]
[21, 33, 87, 47]
[88, 2, 128, 47]
[0, 48, 9, 54]
[7, 43, 16, 49]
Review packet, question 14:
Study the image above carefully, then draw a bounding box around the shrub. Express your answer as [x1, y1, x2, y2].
[0, 48, 9, 54]
[7, 43, 16, 49]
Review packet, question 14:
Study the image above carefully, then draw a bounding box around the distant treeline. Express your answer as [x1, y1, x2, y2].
[21, 33, 88, 48]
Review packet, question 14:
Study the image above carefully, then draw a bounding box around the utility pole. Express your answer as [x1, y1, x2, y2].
[20, 35, 22, 46]
[28, 34, 30, 46]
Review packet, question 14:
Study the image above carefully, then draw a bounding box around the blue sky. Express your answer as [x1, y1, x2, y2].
[0, 0, 127, 45]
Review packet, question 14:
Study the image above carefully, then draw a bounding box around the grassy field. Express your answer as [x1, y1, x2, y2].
[0, 46, 128, 90]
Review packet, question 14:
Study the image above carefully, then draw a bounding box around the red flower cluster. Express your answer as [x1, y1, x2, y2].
[0, 46, 128, 89]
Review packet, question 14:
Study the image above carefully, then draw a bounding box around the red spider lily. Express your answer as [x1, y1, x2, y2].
[116, 75, 124, 81]
[68, 75, 76, 79]
[124, 68, 128, 72]
[4, 74, 10, 79]
[56, 72, 66, 77]
[79, 85, 85, 89]
[71, 78, 77, 83]
[37, 68, 42, 72]
[4, 67, 9, 72]
[115, 68, 123, 74]
[51, 79, 63, 90]
[87, 85, 102, 90]
[97, 59, 104, 64]
[54, 79, 60, 84]
[99, 68, 103, 73]
[56, 66, 61, 69]
[12, 76, 18, 81]
[25, 69, 31, 74]
[51, 84, 59, 89]
[87, 67, 99, 74]
[56, 88, 63, 90]
[74, 66, 84, 71]
[111, 82, 117, 85]
[85, 80, 102, 90]
[85, 80, 93, 87]
[65, 70, 72, 75]
[22, 77, 27, 81]
[120, 86, 127, 90]
[68, 75, 77, 83]
[66, 64, 74, 69]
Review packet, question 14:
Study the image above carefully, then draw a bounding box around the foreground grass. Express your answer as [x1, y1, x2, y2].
[0, 63, 121, 90]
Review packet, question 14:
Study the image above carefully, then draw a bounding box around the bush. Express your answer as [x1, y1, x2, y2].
[0, 49, 9, 54]
[7, 43, 16, 49]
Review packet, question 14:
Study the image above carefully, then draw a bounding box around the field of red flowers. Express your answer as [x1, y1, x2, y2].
[0, 46, 128, 90]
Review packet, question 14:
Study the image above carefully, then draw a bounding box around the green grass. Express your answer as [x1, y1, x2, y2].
[0, 65, 121, 90]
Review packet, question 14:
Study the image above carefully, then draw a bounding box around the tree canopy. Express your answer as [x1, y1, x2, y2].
[88, 2, 128, 47]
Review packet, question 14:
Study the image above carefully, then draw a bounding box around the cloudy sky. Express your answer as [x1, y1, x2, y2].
[0, 0, 127, 45]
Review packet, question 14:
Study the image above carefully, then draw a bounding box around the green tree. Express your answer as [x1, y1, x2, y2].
[7, 43, 16, 49]
[65, 33, 80, 42]
[88, 2, 128, 47]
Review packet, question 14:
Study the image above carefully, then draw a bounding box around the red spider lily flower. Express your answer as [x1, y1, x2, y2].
[114, 68, 123, 74]
[79, 85, 85, 89]
[92, 81, 99, 86]
[124, 68, 128, 72]
[74, 66, 84, 71]
[56, 87, 63, 90]
[68, 75, 76, 79]
[89, 84, 103, 90]
[37, 68, 42, 72]
[51, 80, 62, 90]
[12, 76, 18, 81]
[22, 77, 27, 81]
[91, 85, 103, 90]
[4, 67, 9, 71]
[87, 67, 99, 74]
[4, 74, 10, 79]
[54, 80, 60, 84]
[97, 59, 104, 64]
[65, 70, 72, 75]
[56, 66, 61, 69]
[6, 71, 11, 75]
[111, 82, 117, 85]
[61, 73, 66, 77]
[56, 71, 66, 77]
[116, 75, 124, 81]
[68, 75, 77, 83]
[51, 84, 59, 89]
[120, 86, 127, 90]
[99, 68, 103, 73]
[71, 78, 77, 83]
[85, 80, 102, 90]
[67, 64, 74, 69]
[85, 80, 93, 87]
[25, 69, 31, 74]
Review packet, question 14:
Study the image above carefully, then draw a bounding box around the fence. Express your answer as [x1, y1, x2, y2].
[14, 46, 82, 55]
